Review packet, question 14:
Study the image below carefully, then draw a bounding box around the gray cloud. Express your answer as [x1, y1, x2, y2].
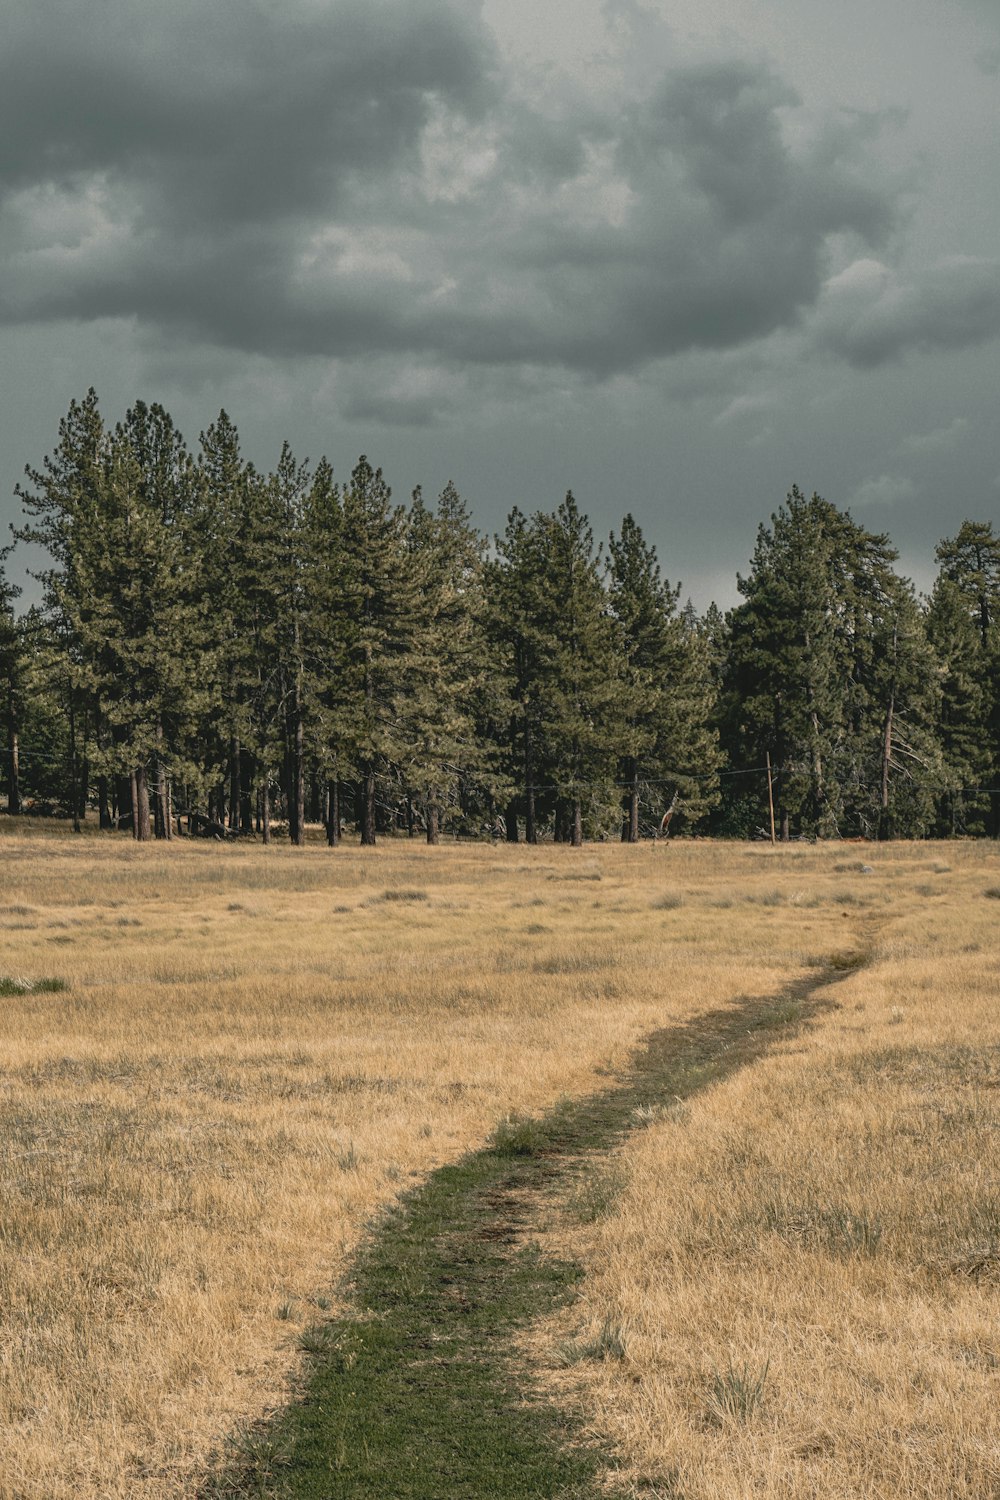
[899, 416, 971, 455]
[849, 473, 918, 509]
[0, 0, 497, 225]
[0, 2, 903, 384]
[816, 257, 1000, 367]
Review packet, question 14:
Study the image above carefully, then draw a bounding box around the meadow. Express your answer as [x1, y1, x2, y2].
[0, 824, 997, 1498]
[532, 842, 1000, 1498]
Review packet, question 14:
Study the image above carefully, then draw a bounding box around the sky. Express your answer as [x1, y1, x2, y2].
[1, 0, 998, 609]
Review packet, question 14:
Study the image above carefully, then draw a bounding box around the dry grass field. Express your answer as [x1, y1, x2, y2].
[533, 841, 1000, 1498]
[0, 825, 996, 1499]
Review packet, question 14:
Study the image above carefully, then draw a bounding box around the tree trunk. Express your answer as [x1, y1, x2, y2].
[130, 770, 139, 839]
[780, 808, 790, 843]
[116, 774, 131, 831]
[326, 778, 339, 847]
[135, 765, 151, 842]
[98, 775, 112, 830]
[878, 692, 895, 842]
[7, 713, 20, 815]
[505, 798, 519, 843]
[407, 795, 416, 838]
[261, 772, 271, 845]
[360, 767, 377, 846]
[571, 797, 583, 847]
[155, 722, 171, 840]
[879, 620, 899, 842]
[69, 695, 81, 834]
[291, 708, 305, 846]
[524, 721, 536, 845]
[622, 759, 639, 843]
[426, 802, 439, 846]
[229, 735, 241, 832]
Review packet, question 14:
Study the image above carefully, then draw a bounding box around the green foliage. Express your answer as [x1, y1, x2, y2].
[929, 521, 1000, 836]
[609, 515, 721, 835]
[719, 487, 944, 840]
[7, 396, 999, 845]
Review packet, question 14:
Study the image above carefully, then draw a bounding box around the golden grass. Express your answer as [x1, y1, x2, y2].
[0, 826, 863, 1500]
[531, 840, 1000, 1499]
[3, 828, 995, 1499]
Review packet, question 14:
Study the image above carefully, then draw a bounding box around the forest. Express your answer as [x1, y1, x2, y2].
[1, 389, 998, 844]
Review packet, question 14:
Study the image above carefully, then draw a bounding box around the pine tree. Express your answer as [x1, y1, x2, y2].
[722, 489, 846, 838]
[722, 489, 943, 839]
[195, 411, 258, 830]
[399, 482, 495, 843]
[930, 521, 1000, 835]
[75, 410, 205, 838]
[335, 457, 423, 845]
[484, 508, 550, 843]
[266, 442, 311, 844]
[301, 457, 346, 845]
[536, 492, 620, 846]
[17, 394, 209, 837]
[0, 545, 23, 814]
[608, 515, 720, 839]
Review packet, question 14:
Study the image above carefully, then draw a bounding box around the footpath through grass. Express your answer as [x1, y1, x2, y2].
[205, 962, 855, 1500]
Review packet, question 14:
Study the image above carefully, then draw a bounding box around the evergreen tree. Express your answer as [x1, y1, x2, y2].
[266, 442, 311, 844]
[608, 515, 720, 839]
[931, 522, 1000, 835]
[0, 544, 23, 814]
[492, 496, 622, 845]
[721, 488, 942, 839]
[335, 456, 423, 845]
[722, 489, 847, 838]
[484, 507, 551, 843]
[301, 457, 346, 845]
[401, 483, 492, 843]
[75, 408, 205, 838]
[195, 411, 259, 830]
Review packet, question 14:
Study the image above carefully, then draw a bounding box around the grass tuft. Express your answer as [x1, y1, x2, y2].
[706, 1357, 770, 1424]
[490, 1112, 551, 1157]
[0, 974, 68, 996]
[557, 1316, 629, 1366]
[573, 1165, 626, 1223]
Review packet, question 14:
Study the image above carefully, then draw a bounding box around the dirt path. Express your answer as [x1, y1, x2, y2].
[204, 957, 861, 1499]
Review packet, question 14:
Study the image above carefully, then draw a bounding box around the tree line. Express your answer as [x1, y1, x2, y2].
[1, 391, 998, 843]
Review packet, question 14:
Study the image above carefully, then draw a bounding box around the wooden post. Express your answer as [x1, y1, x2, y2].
[766, 751, 776, 846]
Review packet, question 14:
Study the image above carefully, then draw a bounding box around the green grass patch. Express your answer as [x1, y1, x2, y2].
[0, 975, 69, 996]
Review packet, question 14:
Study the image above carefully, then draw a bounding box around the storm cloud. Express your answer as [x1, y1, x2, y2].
[816, 256, 1000, 367]
[0, 0, 902, 379]
[1, 0, 997, 615]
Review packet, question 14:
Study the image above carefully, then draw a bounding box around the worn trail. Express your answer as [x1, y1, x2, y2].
[205, 957, 859, 1500]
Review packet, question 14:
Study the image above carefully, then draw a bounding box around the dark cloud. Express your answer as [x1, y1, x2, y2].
[0, 0, 498, 223]
[817, 258, 1000, 367]
[0, 2, 902, 382]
